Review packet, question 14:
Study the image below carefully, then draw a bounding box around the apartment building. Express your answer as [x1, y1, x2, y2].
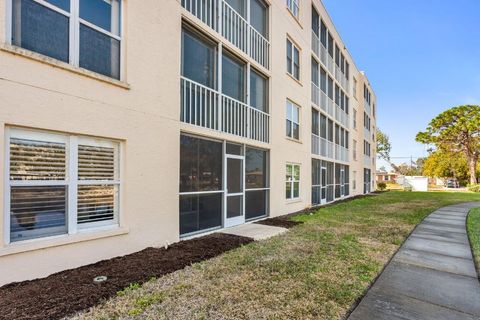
[0, 0, 376, 285]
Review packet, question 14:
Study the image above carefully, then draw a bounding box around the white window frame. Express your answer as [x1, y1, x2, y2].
[4, 127, 121, 245]
[286, 0, 299, 18]
[287, 38, 300, 80]
[6, 0, 124, 80]
[286, 163, 300, 200]
[286, 100, 300, 140]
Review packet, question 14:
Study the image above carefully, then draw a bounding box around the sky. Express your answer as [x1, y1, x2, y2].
[322, 0, 480, 171]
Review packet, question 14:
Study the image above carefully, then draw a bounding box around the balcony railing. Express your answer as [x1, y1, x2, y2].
[181, 77, 269, 143]
[335, 104, 349, 128]
[182, 0, 270, 69]
[335, 145, 349, 162]
[364, 128, 371, 140]
[312, 82, 334, 118]
[364, 155, 371, 167]
[312, 134, 334, 158]
[311, 31, 328, 68]
[364, 100, 371, 115]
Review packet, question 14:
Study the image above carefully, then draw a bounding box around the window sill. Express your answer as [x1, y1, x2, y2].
[0, 44, 131, 90]
[286, 8, 303, 29]
[286, 136, 302, 144]
[286, 72, 303, 86]
[286, 198, 302, 204]
[0, 226, 129, 257]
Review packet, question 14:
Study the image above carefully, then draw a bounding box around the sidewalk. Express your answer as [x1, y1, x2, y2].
[349, 203, 480, 320]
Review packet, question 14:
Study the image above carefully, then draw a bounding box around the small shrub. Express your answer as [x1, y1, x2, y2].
[468, 184, 480, 192]
[377, 182, 387, 191]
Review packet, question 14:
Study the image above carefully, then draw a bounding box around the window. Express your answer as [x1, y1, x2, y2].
[286, 100, 300, 140]
[6, 127, 120, 243]
[226, 0, 246, 17]
[222, 52, 246, 102]
[286, 39, 300, 80]
[181, 28, 217, 89]
[250, 0, 268, 38]
[327, 32, 333, 58]
[311, 7, 319, 35]
[250, 69, 268, 112]
[311, 58, 319, 86]
[320, 68, 327, 94]
[180, 135, 223, 235]
[312, 108, 319, 135]
[353, 109, 357, 129]
[353, 77, 357, 97]
[364, 140, 371, 156]
[286, 0, 299, 18]
[11, 0, 122, 79]
[353, 140, 357, 160]
[286, 163, 300, 199]
[352, 171, 357, 190]
[320, 20, 327, 48]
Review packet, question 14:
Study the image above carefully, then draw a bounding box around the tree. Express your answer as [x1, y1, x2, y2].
[422, 150, 469, 181]
[416, 105, 480, 184]
[376, 129, 401, 173]
[422, 150, 480, 183]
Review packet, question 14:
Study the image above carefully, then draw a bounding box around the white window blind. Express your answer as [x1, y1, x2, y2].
[5, 128, 121, 243]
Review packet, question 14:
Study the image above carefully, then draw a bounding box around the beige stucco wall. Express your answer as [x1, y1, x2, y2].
[0, 0, 376, 286]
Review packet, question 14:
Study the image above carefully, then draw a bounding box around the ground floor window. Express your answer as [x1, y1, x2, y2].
[286, 163, 300, 200]
[6, 127, 120, 243]
[179, 134, 269, 236]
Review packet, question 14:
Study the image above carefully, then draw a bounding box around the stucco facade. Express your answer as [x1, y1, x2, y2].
[0, 0, 376, 286]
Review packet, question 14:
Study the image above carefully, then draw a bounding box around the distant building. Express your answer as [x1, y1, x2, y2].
[376, 171, 398, 183]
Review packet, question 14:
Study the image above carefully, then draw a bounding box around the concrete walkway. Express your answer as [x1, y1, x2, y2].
[349, 203, 480, 320]
[219, 223, 287, 241]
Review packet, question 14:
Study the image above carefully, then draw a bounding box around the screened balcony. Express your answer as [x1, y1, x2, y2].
[181, 0, 270, 69]
[181, 28, 270, 143]
[312, 134, 334, 158]
[181, 77, 269, 143]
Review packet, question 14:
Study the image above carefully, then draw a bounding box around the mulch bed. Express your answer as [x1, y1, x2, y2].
[255, 217, 303, 229]
[0, 233, 253, 320]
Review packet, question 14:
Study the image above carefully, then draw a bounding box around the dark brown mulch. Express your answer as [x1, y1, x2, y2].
[255, 217, 303, 229]
[0, 233, 253, 320]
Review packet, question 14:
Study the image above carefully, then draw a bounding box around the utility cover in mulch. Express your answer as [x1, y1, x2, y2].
[0, 233, 253, 320]
[255, 217, 303, 229]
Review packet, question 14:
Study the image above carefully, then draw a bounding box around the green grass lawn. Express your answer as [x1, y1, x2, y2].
[73, 191, 480, 320]
[467, 207, 480, 273]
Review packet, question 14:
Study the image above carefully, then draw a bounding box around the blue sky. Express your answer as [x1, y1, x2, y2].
[322, 0, 480, 170]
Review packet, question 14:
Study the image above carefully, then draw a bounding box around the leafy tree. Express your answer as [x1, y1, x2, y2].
[416, 105, 480, 184]
[422, 150, 480, 183]
[376, 129, 401, 173]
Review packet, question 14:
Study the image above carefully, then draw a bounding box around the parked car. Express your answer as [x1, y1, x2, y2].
[445, 179, 459, 188]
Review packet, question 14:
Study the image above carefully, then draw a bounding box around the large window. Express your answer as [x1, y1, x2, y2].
[286, 0, 299, 18]
[250, 0, 268, 38]
[6, 127, 120, 243]
[222, 52, 246, 102]
[182, 28, 217, 89]
[245, 147, 269, 220]
[180, 135, 223, 236]
[286, 163, 300, 200]
[11, 0, 122, 79]
[286, 100, 300, 140]
[287, 38, 300, 80]
[250, 69, 268, 112]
